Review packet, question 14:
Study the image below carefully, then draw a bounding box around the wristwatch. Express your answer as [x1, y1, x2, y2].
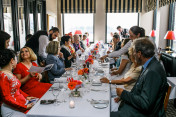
[109, 80, 111, 84]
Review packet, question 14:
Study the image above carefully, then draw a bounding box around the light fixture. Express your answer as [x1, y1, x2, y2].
[74, 30, 82, 35]
[150, 30, 156, 37]
[164, 31, 175, 53]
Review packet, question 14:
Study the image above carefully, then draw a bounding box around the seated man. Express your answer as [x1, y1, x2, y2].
[114, 37, 168, 116]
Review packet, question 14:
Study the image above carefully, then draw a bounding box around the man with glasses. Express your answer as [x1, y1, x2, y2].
[113, 38, 168, 117]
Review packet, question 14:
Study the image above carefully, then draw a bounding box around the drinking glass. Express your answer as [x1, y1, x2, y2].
[52, 83, 60, 105]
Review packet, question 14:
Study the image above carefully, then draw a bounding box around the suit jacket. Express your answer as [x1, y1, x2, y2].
[60, 47, 74, 68]
[46, 54, 65, 81]
[117, 57, 168, 117]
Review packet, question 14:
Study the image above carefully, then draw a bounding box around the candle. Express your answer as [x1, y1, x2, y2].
[69, 100, 75, 108]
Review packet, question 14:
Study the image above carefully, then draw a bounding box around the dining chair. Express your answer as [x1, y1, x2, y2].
[164, 83, 171, 111]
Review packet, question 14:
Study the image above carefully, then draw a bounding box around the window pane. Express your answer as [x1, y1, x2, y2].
[18, 0, 26, 48]
[173, 3, 176, 51]
[64, 13, 94, 42]
[107, 13, 138, 43]
[29, 1, 34, 34]
[3, 0, 14, 50]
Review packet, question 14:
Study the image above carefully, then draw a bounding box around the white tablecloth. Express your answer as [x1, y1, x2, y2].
[27, 64, 110, 117]
[167, 77, 176, 99]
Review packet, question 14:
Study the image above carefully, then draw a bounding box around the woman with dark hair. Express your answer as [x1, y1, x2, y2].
[0, 49, 35, 117]
[61, 36, 75, 68]
[0, 30, 11, 50]
[100, 26, 145, 60]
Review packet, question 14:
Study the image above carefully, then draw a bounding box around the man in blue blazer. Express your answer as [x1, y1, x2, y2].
[114, 37, 168, 117]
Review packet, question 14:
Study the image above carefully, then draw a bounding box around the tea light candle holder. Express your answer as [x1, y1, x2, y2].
[69, 100, 75, 108]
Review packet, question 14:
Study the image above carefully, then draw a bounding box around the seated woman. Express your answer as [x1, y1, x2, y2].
[0, 30, 11, 50]
[61, 36, 76, 68]
[73, 34, 84, 52]
[13, 47, 52, 98]
[110, 39, 131, 80]
[100, 47, 142, 112]
[0, 49, 35, 117]
[46, 41, 72, 82]
[81, 35, 88, 49]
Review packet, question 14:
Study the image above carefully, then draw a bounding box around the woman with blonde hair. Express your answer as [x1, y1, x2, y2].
[46, 41, 72, 82]
[13, 47, 52, 98]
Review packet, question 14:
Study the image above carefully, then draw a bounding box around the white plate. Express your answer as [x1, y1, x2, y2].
[93, 103, 108, 109]
[100, 63, 108, 66]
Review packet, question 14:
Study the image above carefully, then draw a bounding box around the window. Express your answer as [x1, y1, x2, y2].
[106, 13, 138, 43]
[64, 13, 94, 42]
[18, 0, 26, 48]
[3, 0, 14, 50]
[173, 3, 176, 51]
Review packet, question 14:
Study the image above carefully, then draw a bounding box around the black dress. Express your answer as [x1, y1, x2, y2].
[60, 47, 73, 68]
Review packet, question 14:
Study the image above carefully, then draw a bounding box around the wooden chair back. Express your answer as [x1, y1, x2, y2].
[164, 83, 171, 111]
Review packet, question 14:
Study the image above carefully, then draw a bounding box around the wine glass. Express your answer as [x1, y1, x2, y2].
[52, 85, 60, 105]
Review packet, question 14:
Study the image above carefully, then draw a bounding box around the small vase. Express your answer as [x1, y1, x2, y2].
[71, 88, 81, 97]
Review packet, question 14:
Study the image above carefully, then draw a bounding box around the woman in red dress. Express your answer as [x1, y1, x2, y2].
[0, 49, 35, 116]
[13, 47, 52, 98]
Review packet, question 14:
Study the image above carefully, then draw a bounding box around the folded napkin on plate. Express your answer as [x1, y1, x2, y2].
[40, 100, 55, 104]
[91, 100, 109, 104]
[54, 78, 67, 83]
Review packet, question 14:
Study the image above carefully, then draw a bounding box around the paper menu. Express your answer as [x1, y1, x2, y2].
[28, 64, 54, 73]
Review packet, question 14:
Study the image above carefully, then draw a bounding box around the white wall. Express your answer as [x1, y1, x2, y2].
[46, 0, 57, 16]
[139, 11, 153, 37]
[46, 0, 58, 31]
[139, 5, 169, 49]
[157, 5, 169, 49]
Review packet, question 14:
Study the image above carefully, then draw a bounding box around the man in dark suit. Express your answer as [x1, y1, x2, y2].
[114, 37, 168, 117]
[117, 26, 129, 38]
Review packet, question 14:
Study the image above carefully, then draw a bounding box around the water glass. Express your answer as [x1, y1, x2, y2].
[52, 87, 60, 105]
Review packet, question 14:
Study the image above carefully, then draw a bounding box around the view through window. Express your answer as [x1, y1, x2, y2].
[107, 13, 138, 43]
[64, 13, 94, 42]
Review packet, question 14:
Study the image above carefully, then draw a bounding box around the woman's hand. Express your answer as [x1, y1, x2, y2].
[100, 77, 109, 83]
[107, 51, 111, 54]
[27, 103, 34, 109]
[65, 68, 73, 71]
[59, 52, 64, 58]
[68, 55, 73, 60]
[100, 55, 108, 63]
[26, 96, 36, 101]
[111, 68, 117, 71]
[111, 71, 118, 76]
[30, 72, 36, 77]
[114, 97, 121, 103]
[36, 73, 42, 81]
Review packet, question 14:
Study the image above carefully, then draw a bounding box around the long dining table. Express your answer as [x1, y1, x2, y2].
[26, 62, 111, 117]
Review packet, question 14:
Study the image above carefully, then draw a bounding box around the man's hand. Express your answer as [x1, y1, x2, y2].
[100, 77, 109, 83]
[116, 88, 124, 97]
[114, 97, 121, 103]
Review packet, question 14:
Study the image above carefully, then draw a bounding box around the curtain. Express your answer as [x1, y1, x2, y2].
[159, 0, 176, 8]
[61, 0, 96, 13]
[105, 0, 142, 13]
[145, 0, 157, 12]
